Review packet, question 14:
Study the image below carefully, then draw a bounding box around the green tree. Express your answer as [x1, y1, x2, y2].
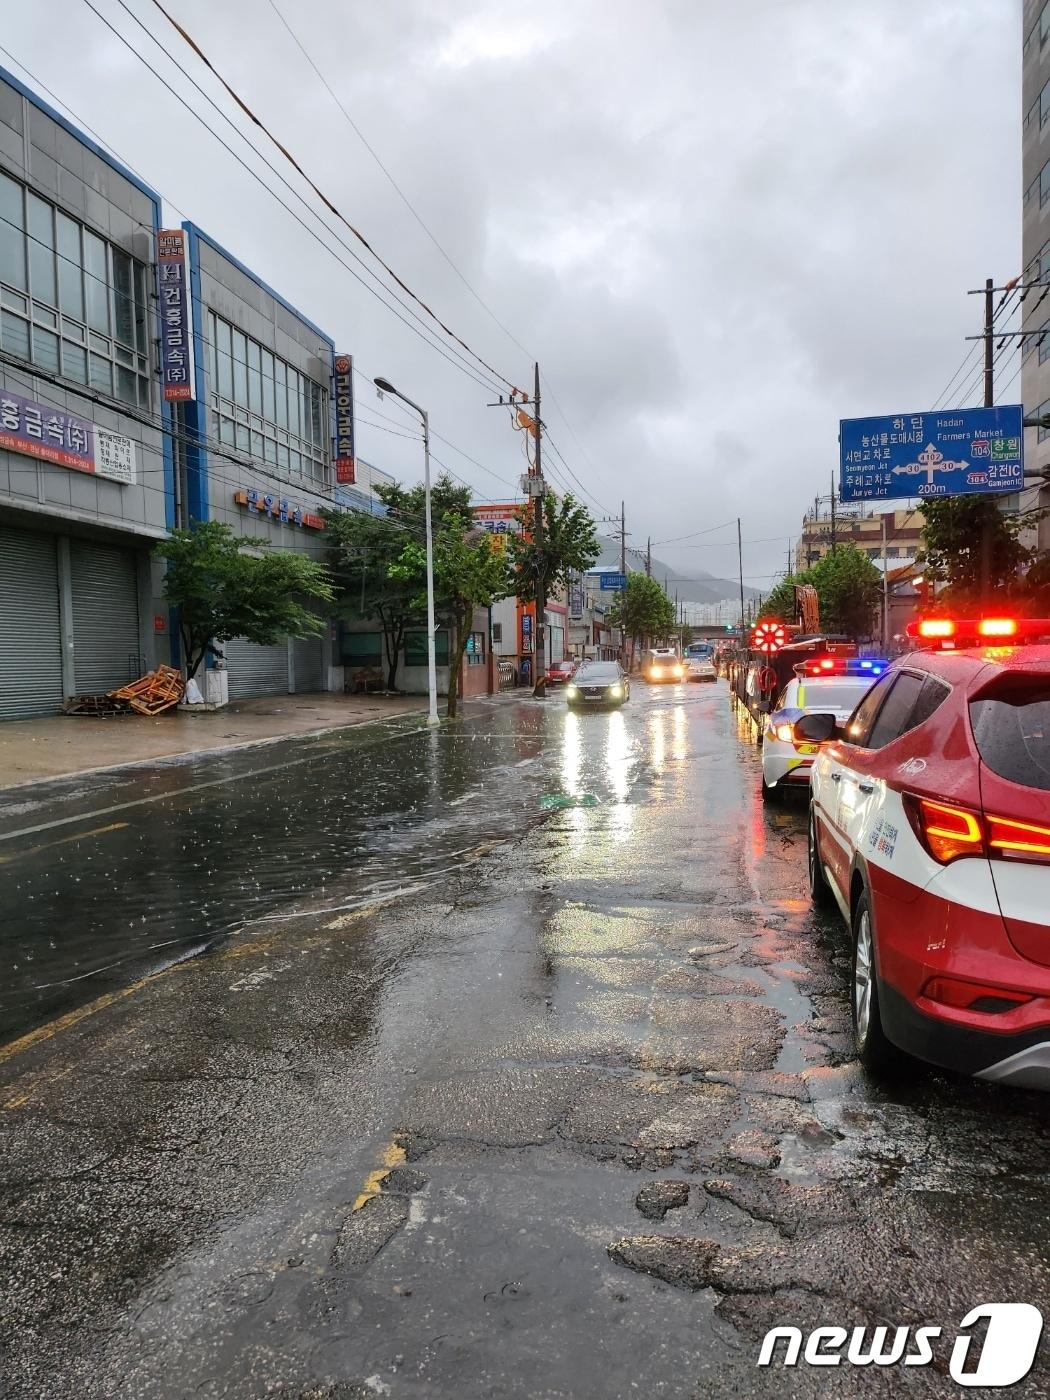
[155, 520, 334, 679]
[919, 497, 1042, 610]
[387, 475, 512, 718]
[324, 506, 421, 690]
[607, 573, 677, 665]
[507, 492, 601, 603]
[759, 546, 881, 637]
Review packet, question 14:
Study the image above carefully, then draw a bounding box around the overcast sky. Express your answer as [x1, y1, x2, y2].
[4, 0, 1022, 590]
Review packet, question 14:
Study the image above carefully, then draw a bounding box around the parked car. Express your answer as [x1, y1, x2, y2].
[565, 661, 630, 708]
[761, 657, 886, 801]
[546, 660, 578, 686]
[802, 617, 1050, 1087]
[644, 648, 685, 683]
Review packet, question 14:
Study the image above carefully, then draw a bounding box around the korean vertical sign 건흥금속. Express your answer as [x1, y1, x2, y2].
[333, 354, 355, 483]
[157, 229, 194, 403]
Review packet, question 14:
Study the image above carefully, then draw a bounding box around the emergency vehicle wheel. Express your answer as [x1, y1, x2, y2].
[851, 891, 902, 1074]
[807, 808, 834, 909]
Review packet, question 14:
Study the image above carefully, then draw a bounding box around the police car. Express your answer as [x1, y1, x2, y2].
[801, 618, 1050, 1087]
[760, 657, 887, 802]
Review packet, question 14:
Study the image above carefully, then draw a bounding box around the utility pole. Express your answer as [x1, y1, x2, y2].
[532, 361, 546, 699]
[737, 517, 746, 640]
[619, 500, 626, 662]
[881, 511, 890, 653]
[829, 473, 837, 553]
[786, 539, 792, 578]
[981, 275, 994, 598]
[646, 537, 651, 577]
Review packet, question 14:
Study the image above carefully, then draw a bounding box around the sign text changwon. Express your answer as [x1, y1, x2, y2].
[157, 229, 194, 403]
[332, 354, 355, 484]
[0, 390, 136, 483]
[840, 405, 1024, 503]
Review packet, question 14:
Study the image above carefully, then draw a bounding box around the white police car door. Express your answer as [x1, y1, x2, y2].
[813, 674, 895, 894]
[830, 671, 936, 870]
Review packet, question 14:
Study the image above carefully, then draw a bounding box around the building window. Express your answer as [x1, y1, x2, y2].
[1038, 397, 1050, 443]
[404, 629, 449, 666]
[1040, 77, 1050, 128]
[1040, 158, 1050, 208]
[491, 622, 503, 644]
[207, 309, 328, 485]
[0, 172, 150, 408]
[465, 631, 486, 665]
[1038, 324, 1050, 365]
[340, 630, 382, 666]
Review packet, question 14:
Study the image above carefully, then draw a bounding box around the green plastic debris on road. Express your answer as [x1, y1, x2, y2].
[540, 793, 599, 810]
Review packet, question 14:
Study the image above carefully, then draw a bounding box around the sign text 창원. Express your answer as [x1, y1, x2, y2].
[840, 405, 1024, 503]
[157, 229, 194, 403]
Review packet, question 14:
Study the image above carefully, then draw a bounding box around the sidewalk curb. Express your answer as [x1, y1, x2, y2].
[0, 706, 429, 797]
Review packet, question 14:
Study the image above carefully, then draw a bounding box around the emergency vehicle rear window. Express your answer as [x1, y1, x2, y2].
[970, 683, 1050, 792]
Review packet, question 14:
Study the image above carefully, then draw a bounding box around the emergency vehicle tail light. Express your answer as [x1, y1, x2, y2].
[987, 814, 1050, 863]
[922, 977, 1033, 1013]
[906, 796, 984, 864]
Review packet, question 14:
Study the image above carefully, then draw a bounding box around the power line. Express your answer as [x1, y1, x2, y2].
[79, 0, 501, 398]
[262, 0, 534, 368]
[142, 0, 518, 396]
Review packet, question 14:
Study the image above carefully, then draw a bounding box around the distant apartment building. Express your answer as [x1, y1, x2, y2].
[1022, 1, 1050, 550]
[795, 506, 922, 574]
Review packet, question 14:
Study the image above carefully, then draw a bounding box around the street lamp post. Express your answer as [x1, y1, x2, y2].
[374, 376, 439, 726]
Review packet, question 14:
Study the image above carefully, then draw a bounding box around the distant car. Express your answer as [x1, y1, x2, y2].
[645, 649, 685, 683]
[761, 657, 887, 801]
[688, 658, 717, 683]
[546, 660, 577, 686]
[565, 661, 630, 708]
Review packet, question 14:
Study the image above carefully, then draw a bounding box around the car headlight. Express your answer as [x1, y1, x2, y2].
[565, 685, 578, 698]
[610, 684, 623, 697]
[774, 723, 794, 742]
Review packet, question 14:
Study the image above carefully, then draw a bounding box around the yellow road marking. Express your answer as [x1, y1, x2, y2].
[0, 821, 129, 865]
[352, 1141, 407, 1212]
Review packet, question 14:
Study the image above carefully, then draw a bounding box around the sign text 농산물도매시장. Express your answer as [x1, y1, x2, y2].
[839, 405, 1023, 503]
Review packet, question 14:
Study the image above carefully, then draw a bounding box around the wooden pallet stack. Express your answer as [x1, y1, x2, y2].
[108, 664, 185, 715]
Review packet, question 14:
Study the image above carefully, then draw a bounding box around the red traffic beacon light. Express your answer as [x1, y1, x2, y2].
[751, 619, 787, 654]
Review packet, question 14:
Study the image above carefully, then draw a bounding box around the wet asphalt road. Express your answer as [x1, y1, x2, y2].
[3, 682, 1050, 1399]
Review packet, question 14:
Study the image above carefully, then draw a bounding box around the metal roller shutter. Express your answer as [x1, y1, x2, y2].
[291, 637, 324, 693]
[0, 527, 64, 719]
[71, 541, 142, 695]
[224, 637, 290, 698]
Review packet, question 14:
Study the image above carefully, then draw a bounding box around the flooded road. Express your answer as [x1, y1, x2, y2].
[3, 683, 1050, 1398]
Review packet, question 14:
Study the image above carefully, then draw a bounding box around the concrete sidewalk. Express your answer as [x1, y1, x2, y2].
[0, 692, 429, 790]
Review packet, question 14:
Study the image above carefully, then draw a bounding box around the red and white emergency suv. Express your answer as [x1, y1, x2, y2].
[802, 617, 1050, 1087]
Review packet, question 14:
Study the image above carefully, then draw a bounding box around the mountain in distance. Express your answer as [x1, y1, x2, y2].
[588, 537, 760, 606]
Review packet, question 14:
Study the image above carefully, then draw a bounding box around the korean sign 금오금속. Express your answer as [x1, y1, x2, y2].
[333, 354, 355, 484]
[0, 390, 136, 484]
[157, 229, 194, 403]
[840, 406, 1023, 503]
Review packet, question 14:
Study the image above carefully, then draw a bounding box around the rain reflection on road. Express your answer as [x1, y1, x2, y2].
[0, 691, 710, 1042]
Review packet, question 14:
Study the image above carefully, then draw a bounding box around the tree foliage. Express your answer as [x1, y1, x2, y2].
[156, 520, 334, 679]
[324, 505, 422, 690]
[606, 573, 677, 662]
[759, 545, 881, 638]
[919, 497, 1042, 610]
[385, 475, 512, 717]
[507, 492, 600, 604]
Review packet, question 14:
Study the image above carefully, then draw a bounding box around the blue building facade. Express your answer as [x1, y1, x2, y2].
[0, 65, 367, 717]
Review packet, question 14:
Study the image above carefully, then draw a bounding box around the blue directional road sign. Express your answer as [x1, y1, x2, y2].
[839, 405, 1024, 504]
[599, 572, 627, 591]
